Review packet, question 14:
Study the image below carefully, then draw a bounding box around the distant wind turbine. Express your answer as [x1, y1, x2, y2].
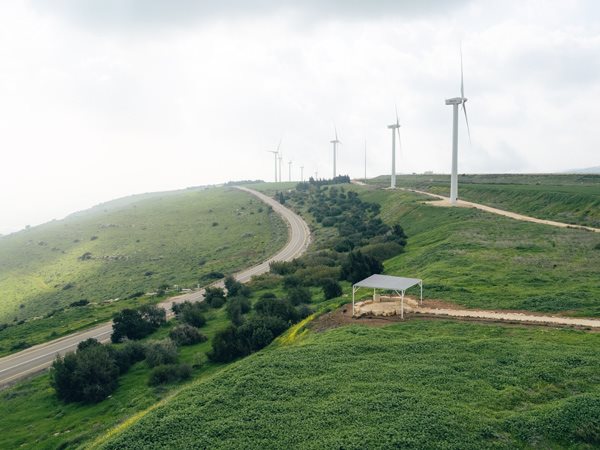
[330, 126, 340, 178]
[288, 160, 292, 182]
[300, 165, 304, 182]
[278, 153, 283, 183]
[387, 106, 401, 188]
[445, 47, 471, 204]
[267, 139, 281, 183]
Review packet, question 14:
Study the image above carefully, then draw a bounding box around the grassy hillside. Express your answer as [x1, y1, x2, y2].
[0, 306, 232, 450]
[372, 174, 600, 228]
[98, 321, 600, 449]
[362, 189, 600, 316]
[0, 187, 287, 353]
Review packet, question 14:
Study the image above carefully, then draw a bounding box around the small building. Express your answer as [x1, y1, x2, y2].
[352, 274, 423, 319]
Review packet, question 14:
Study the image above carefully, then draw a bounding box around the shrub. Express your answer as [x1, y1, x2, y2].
[287, 286, 312, 305]
[254, 297, 298, 322]
[226, 296, 251, 326]
[204, 287, 226, 308]
[50, 344, 119, 403]
[225, 276, 250, 297]
[145, 339, 178, 368]
[360, 242, 404, 262]
[111, 305, 166, 343]
[111, 341, 146, 374]
[169, 324, 207, 346]
[340, 250, 383, 284]
[173, 301, 207, 327]
[148, 364, 192, 386]
[322, 278, 343, 300]
[69, 299, 89, 307]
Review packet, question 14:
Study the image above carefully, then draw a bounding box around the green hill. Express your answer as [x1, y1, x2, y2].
[373, 174, 600, 228]
[0, 187, 286, 353]
[98, 321, 600, 449]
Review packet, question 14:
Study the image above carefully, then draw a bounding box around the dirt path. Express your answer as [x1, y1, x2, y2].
[401, 188, 600, 233]
[314, 302, 600, 331]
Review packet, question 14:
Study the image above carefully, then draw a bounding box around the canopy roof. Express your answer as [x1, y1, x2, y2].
[353, 274, 422, 292]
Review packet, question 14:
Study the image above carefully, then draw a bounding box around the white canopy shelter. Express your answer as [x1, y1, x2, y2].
[352, 274, 423, 318]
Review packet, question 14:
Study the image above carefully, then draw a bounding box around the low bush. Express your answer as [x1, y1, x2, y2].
[148, 364, 192, 386]
[111, 341, 146, 374]
[287, 286, 312, 305]
[169, 324, 207, 346]
[111, 305, 166, 343]
[204, 287, 226, 308]
[51, 341, 119, 404]
[172, 301, 207, 328]
[145, 339, 178, 368]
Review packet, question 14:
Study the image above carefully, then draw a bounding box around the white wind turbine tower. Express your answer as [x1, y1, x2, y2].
[278, 153, 283, 182]
[288, 160, 292, 182]
[445, 49, 471, 204]
[266, 139, 281, 183]
[387, 106, 401, 188]
[330, 126, 340, 179]
[364, 139, 367, 183]
[300, 165, 304, 182]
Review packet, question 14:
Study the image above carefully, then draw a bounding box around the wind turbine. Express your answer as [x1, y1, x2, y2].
[267, 139, 281, 183]
[330, 126, 340, 179]
[445, 48, 471, 204]
[278, 153, 283, 183]
[300, 165, 304, 182]
[387, 106, 401, 188]
[288, 160, 292, 182]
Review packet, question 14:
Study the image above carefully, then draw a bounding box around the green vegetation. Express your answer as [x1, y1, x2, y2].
[361, 188, 600, 316]
[0, 187, 287, 355]
[374, 173, 600, 228]
[99, 321, 600, 449]
[0, 302, 231, 449]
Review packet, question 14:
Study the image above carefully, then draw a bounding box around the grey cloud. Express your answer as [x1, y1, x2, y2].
[30, 0, 471, 30]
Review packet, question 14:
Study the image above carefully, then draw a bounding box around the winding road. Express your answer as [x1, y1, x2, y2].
[0, 187, 311, 388]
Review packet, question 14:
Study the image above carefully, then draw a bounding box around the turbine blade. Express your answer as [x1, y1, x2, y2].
[395, 104, 400, 126]
[277, 138, 282, 153]
[462, 103, 472, 144]
[334, 125, 338, 141]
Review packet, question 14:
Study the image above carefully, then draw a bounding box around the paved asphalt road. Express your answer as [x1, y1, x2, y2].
[0, 186, 310, 388]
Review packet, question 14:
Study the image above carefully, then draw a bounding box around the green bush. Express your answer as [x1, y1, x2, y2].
[148, 364, 192, 386]
[172, 301, 207, 327]
[322, 278, 343, 300]
[169, 324, 207, 346]
[254, 297, 298, 322]
[145, 339, 178, 368]
[204, 287, 226, 308]
[286, 286, 312, 305]
[111, 341, 146, 374]
[50, 342, 119, 403]
[340, 250, 383, 284]
[111, 305, 166, 343]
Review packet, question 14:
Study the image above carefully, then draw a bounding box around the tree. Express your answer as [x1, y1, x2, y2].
[204, 287, 226, 308]
[50, 344, 119, 403]
[173, 301, 207, 327]
[340, 250, 383, 284]
[111, 305, 165, 343]
[322, 278, 343, 300]
[224, 276, 250, 298]
[254, 297, 298, 322]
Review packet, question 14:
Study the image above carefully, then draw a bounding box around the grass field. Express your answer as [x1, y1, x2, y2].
[98, 320, 600, 449]
[0, 186, 287, 354]
[371, 174, 600, 228]
[353, 188, 600, 317]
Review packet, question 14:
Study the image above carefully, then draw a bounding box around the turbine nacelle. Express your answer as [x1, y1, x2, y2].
[445, 97, 467, 105]
[387, 123, 401, 129]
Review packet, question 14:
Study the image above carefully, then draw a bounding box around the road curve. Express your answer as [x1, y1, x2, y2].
[0, 187, 310, 388]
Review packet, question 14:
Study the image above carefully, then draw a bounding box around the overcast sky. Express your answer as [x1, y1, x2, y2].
[1, 0, 599, 234]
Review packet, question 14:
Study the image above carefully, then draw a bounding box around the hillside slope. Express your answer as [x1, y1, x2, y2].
[360, 189, 600, 316]
[0, 187, 286, 352]
[376, 174, 600, 228]
[98, 321, 600, 450]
